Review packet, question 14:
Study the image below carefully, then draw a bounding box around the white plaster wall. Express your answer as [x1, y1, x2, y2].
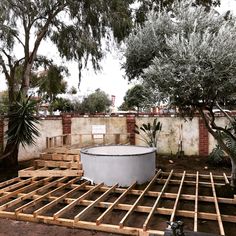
[18, 118, 63, 161]
[135, 116, 199, 156]
[3, 114, 228, 161]
[4, 118, 63, 161]
[71, 117, 128, 145]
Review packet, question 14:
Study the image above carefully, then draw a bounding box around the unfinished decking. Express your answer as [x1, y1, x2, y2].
[0, 170, 235, 236]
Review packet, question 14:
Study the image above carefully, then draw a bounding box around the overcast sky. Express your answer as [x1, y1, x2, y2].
[1, 0, 236, 107]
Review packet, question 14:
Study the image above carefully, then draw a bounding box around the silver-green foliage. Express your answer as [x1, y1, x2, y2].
[125, 0, 236, 187]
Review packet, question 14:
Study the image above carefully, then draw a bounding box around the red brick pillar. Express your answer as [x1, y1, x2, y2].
[62, 114, 72, 134]
[62, 114, 72, 145]
[126, 115, 136, 145]
[0, 118, 4, 154]
[199, 117, 209, 156]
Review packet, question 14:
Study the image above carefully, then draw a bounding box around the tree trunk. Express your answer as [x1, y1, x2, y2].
[230, 158, 236, 188]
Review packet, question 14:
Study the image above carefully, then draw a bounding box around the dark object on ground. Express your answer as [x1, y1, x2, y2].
[167, 221, 185, 236]
[164, 230, 220, 236]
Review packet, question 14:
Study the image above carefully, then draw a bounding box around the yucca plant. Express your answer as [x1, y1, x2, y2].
[1, 94, 40, 167]
[134, 118, 162, 148]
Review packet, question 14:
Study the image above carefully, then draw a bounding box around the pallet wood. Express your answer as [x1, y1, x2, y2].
[19, 150, 82, 178]
[35, 160, 82, 169]
[0, 170, 235, 236]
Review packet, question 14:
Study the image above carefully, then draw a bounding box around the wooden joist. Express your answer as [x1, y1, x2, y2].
[210, 172, 225, 236]
[53, 183, 103, 219]
[194, 171, 199, 232]
[143, 170, 173, 231]
[96, 181, 136, 225]
[169, 171, 186, 222]
[119, 170, 162, 228]
[0, 170, 234, 236]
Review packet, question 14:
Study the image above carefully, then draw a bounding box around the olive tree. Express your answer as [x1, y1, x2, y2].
[124, 0, 236, 187]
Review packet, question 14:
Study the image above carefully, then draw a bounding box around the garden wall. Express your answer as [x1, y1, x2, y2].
[0, 114, 231, 161]
[1, 117, 63, 161]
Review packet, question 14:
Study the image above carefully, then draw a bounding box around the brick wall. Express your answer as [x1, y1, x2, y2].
[199, 117, 209, 156]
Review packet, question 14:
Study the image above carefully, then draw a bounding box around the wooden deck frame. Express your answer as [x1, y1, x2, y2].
[0, 170, 235, 236]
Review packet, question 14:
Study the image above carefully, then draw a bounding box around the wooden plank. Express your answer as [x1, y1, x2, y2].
[143, 170, 173, 231]
[0, 177, 67, 211]
[119, 170, 162, 228]
[15, 177, 78, 214]
[210, 172, 225, 236]
[40, 153, 80, 162]
[19, 169, 83, 177]
[53, 183, 103, 219]
[157, 178, 225, 187]
[194, 171, 199, 232]
[161, 172, 230, 180]
[0, 177, 20, 189]
[96, 181, 136, 225]
[33, 181, 89, 217]
[83, 185, 236, 205]
[0, 177, 50, 203]
[169, 171, 186, 222]
[74, 184, 118, 222]
[0, 178, 33, 194]
[223, 173, 230, 185]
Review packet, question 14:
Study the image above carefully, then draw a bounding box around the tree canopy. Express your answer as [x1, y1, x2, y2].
[0, 0, 136, 103]
[79, 89, 111, 113]
[120, 84, 149, 111]
[0, 0, 138, 167]
[124, 0, 236, 187]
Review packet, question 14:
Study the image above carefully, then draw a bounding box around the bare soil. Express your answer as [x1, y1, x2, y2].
[0, 155, 233, 236]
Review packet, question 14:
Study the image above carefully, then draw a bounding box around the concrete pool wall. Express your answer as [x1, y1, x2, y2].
[80, 145, 156, 187]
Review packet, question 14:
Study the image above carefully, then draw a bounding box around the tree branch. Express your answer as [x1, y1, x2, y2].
[216, 101, 234, 123]
[198, 108, 233, 156]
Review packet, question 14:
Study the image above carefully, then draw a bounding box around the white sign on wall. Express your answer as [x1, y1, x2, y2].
[92, 125, 106, 139]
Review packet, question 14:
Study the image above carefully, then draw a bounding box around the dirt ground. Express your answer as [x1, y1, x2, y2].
[0, 155, 233, 236]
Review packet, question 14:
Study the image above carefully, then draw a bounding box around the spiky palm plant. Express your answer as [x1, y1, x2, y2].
[1, 94, 40, 167]
[134, 118, 162, 148]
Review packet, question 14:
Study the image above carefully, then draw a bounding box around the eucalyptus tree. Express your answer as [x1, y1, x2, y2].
[37, 65, 68, 113]
[124, 0, 236, 187]
[0, 0, 137, 166]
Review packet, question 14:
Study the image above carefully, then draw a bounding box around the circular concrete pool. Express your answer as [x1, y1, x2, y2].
[80, 145, 156, 187]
